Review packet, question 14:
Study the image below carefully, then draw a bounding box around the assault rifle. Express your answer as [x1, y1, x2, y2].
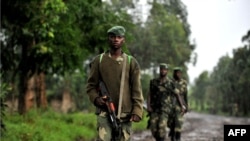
[175, 90, 187, 115]
[99, 81, 121, 140]
[159, 85, 187, 114]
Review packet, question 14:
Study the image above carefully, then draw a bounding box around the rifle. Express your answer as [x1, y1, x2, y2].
[99, 81, 121, 140]
[159, 85, 187, 114]
[173, 88, 187, 115]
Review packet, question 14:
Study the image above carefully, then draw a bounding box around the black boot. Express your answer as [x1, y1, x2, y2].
[175, 132, 181, 141]
[156, 137, 165, 141]
[171, 136, 175, 141]
[168, 130, 175, 141]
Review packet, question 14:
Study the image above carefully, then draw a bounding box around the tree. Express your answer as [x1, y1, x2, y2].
[192, 71, 210, 111]
[128, 0, 195, 82]
[1, 0, 136, 114]
[191, 30, 250, 116]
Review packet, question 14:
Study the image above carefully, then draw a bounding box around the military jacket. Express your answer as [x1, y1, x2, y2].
[149, 77, 175, 114]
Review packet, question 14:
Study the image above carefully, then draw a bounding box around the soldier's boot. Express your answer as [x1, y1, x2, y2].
[175, 132, 181, 141]
[168, 130, 175, 141]
[171, 136, 175, 141]
[156, 137, 165, 141]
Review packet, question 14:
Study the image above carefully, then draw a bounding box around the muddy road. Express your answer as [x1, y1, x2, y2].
[131, 111, 250, 141]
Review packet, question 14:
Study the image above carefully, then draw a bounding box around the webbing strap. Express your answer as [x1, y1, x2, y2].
[99, 53, 105, 63]
[117, 54, 127, 119]
[128, 55, 131, 65]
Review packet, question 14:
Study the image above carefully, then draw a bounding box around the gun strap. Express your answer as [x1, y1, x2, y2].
[117, 53, 127, 119]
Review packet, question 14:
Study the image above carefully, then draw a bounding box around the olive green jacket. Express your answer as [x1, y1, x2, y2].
[86, 52, 144, 119]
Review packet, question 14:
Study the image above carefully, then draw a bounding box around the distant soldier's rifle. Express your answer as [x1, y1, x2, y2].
[173, 88, 187, 115]
[159, 85, 187, 114]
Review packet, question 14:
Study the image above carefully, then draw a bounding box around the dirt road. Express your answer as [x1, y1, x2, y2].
[131, 111, 250, 141]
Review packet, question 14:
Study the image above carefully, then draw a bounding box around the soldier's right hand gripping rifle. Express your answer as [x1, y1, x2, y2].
[98, 81, 121, 141]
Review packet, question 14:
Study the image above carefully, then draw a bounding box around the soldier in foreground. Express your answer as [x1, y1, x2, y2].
[86, 25, 144, 141]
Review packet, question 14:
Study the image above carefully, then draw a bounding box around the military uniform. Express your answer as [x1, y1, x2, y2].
[147, 63, 176, 141]
[86, 26, 144, 141]
[168, 67, 188, 141]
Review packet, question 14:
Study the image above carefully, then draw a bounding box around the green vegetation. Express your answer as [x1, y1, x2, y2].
[189, 36, 250, 117]
[1, 110, 149, 141]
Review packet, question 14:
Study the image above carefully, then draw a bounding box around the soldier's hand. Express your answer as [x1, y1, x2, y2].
[94, 97, 106, 107]
[130, 114, 141, 122]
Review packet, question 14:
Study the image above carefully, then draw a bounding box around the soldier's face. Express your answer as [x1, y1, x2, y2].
[160, 68, 167, 77]
[108, 34, 125, 49]
[176, 71, 182, 78]
[174, 70, 182, 79]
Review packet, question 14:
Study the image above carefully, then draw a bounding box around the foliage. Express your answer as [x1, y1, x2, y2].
[46, 70, 95, 111]
[0, 76, 12, 136]
[190, 30, 250, 117]
[1, 0, 194, 114]
[191, 71, 210, 111]
[140, 73, 152, 99]
[128, 0, 195, 82]
[2, 110, 149, 141]
[132, 111, 149, 131]
[2, 110, 96, 141]
[1, 0, 135, 114]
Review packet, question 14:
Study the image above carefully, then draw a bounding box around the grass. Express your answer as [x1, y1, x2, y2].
[1, 109, 149, 141]
[1, 110, 96, 141]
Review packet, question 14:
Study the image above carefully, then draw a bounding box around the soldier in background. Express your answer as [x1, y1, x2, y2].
[168, 67, 188, 141]
[147, 63, 175, 141]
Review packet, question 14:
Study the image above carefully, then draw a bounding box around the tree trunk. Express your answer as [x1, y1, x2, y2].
[18, 38, 35, 114]
[61, 88, 72, 113]
[36, 72, 47, 109]
[18, 72, 36, 114]
[18, 65, 29, 114]
[25, 75, 36, 111]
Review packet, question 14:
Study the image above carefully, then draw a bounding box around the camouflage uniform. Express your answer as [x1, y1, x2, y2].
[148, 76, 175, 141]
[96, 111, 132, 141]
[168, 67, 188, 141]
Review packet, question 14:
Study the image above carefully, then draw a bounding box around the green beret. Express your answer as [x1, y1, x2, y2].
[107, 26, 126, 36]
[159, 63, 168, 69]
[173, 67, 182, 71]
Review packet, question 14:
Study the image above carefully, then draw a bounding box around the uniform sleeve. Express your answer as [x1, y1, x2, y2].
[86, 56, 100, 104]
[130, 57, 144, 118]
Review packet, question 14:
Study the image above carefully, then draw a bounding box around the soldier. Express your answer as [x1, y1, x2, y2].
[86, 25, 144, 141]
[168, 67, 188, 141]
[147, 63, 175, 141]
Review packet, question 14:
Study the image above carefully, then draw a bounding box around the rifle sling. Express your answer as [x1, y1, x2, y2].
[117, 54, 127, 119]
